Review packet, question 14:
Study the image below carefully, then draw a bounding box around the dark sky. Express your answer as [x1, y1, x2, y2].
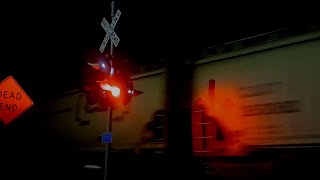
[0, 0, 317, 102]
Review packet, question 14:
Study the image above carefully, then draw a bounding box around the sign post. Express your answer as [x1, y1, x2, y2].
[99, 1, 121, 180]
[0, 76, 33, 126]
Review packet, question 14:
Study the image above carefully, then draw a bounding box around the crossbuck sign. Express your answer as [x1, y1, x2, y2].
[99, 9, 121, 53]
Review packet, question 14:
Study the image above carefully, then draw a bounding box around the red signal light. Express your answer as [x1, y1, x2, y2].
[121, 81, 144, 105]
[122, 81, 134, 105]
[99, 79, 143, 105]
[99, 79, 121, 97]
[81, 50, 144, 108]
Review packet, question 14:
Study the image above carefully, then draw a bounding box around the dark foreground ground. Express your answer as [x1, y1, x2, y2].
[2, 143, 320, 180]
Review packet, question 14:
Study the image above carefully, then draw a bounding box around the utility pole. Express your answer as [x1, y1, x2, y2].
[165, 56, 195, 179]
[164, 14, 203, 178]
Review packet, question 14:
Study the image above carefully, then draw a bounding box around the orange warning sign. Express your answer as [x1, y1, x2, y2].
[0, 76, 33, 125]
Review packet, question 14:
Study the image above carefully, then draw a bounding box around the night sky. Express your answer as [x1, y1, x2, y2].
[0, 0, 317, 102]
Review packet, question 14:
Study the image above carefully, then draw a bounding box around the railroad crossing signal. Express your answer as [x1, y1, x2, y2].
[99, 9, 121, 53]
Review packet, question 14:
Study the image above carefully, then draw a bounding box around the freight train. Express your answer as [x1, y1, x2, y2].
[41, 27, 320, 178]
